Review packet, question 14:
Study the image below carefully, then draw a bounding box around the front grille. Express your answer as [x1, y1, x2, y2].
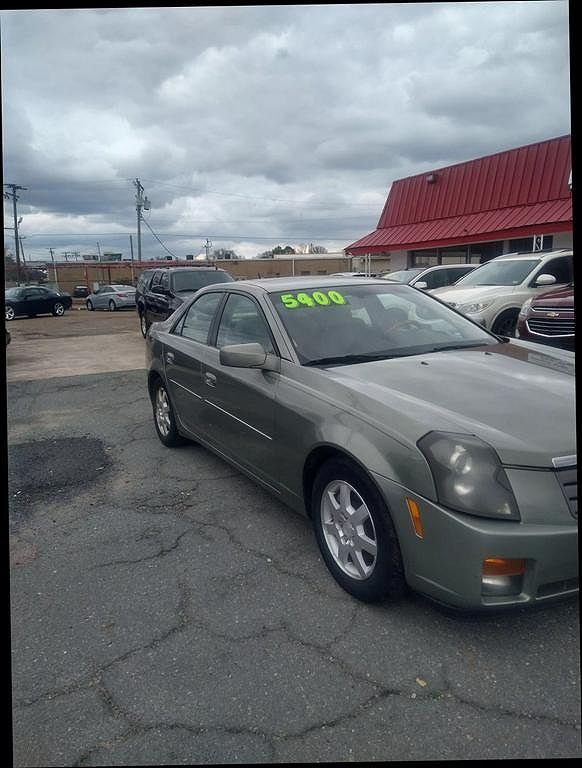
[555, 465, 578, 519]
[526, 318, 575, 337]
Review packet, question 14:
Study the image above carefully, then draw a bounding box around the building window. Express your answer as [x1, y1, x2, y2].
[508, 235, 553, 253]
[469, 241, 503, 264]
[439, 245, 469, 264]
[410, 250, 438, 267]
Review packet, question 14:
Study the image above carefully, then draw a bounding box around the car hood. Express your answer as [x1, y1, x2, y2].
[532, 284, 574, 308]
[431, 285, 516, 305]
[321, 342, 575, 468]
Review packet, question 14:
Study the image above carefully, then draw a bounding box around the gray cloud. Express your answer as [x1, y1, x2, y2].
[1, 2, 571, 260]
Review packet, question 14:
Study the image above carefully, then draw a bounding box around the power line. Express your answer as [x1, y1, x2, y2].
[140, 216, 178, 258]
[139, 177, 381, 207]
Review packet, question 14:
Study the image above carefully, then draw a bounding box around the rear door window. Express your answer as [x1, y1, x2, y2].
[175, 292, 223, 344]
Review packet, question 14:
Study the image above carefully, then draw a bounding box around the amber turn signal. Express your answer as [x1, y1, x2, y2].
[482, 558, 526, 577]
[405, 497, 424, 538]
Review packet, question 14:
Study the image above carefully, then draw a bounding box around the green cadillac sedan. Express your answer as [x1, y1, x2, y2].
[145, 277, 577, 610]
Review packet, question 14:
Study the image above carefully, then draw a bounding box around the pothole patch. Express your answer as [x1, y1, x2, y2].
[8, 436, 113, 522]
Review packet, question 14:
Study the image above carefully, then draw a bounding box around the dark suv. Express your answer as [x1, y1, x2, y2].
[136, 266, 234, 337]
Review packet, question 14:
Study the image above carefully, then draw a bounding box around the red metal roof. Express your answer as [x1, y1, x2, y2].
[347, 135, 572, 254]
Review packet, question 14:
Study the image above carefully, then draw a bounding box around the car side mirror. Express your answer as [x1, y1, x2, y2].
[535, 273, 557, 286]
[220, 343, 280, 371]
[414, 281, 428, 290]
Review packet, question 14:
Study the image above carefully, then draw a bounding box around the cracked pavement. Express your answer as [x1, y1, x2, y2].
[7, 314, 581, 764]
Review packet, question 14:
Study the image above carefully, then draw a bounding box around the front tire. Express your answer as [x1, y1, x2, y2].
[491, 309, 519, 337]
[52, 302, 66, 317]
[109, 300, 116, 311]
[86, 300, 94, 311]
[140, 311, 150, 339]
[312, 457, 406, 603]
[151, 378, 186, 447]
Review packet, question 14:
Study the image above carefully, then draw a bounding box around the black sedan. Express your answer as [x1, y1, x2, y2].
[5, 286, 73, 321]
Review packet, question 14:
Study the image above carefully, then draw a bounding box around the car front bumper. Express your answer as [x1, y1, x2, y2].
[373, 471, 578, 610]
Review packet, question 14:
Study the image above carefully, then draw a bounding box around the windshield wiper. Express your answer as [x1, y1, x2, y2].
[304, 352, 402, 367]
[422, 341, 493, 353]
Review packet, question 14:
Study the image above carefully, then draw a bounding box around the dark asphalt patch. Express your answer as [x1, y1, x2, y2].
[8, 436, 113, 523]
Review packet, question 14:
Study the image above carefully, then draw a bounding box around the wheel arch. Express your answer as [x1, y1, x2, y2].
[302, 443, 386, 519]
[490, 306, 521, 333]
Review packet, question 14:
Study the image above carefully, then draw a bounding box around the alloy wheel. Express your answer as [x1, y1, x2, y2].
[155, 385, 171, 438]
[5, 305, 15, 321]
[320, 480, 378, 580]
[54, 303, 65, 316]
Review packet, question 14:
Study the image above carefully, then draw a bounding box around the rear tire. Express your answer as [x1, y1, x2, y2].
[311, 457, 406, 603]
[151, 378, 186, 447]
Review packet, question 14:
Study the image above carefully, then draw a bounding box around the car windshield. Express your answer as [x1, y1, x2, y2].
[172, 270, 234, 292]
[454, 258, 541, 287]
[269, 283, 498, 365]
[112, 285, 134, 291]
[381, 269, 424, 283]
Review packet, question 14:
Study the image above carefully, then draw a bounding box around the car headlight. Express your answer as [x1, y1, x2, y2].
[518, 298, 533, 318]
[457, 301, 493, 314]
[417, 432, 520, 520]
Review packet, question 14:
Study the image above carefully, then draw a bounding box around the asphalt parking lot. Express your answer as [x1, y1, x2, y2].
[7, 309, 581, 764]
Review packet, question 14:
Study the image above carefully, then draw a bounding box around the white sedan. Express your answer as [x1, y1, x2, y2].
[86, 284, 136, 311]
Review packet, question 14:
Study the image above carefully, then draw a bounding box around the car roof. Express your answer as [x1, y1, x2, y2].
[221, 275, 389, 294]
[491, 249, 572, 261]
[420, 264, 476, 271]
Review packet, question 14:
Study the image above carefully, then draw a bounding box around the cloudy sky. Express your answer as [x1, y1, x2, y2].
[1, 2, 571, 262]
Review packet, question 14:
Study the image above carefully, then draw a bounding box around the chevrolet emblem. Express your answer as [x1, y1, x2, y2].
[546, 312, 560, 317]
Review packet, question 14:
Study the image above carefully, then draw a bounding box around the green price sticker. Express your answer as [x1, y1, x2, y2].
[280, 290, 347, 309]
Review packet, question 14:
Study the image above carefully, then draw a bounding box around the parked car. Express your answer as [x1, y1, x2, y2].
[73, 285, 90, 298]
[5, 285, 72, 321]
[145, 276, 576, 611]
[86, 284, 136, 311]
[432, 249, 573, 336]
[329, 271, 374, 277]
[136, 266, 234, 338]
[516, 283, 574, 350]
[381, 263, 477, 290]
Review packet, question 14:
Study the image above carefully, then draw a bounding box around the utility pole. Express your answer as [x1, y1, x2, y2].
[134, 178, 150, 263]
[3, 183, 27, 286]
[204, 238, 213, 261]
[129, 234, 135, 283]
[48, 248, 59, 289]
[96, 242, 102, 262]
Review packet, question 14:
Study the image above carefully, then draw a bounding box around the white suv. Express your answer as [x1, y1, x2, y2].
[431, 249, 573, 336]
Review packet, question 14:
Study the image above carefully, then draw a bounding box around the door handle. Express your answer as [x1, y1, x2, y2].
[166, 351, 175, 363]
[205, 372, 217, 387]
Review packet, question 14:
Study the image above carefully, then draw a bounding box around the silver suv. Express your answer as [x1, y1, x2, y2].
[432, 249, 573, 336]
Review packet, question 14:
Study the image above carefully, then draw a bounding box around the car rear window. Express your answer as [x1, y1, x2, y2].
[171, 270, 234, 293]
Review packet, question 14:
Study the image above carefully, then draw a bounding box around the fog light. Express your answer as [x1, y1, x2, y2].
[405, 497, 424, 538]
[482, 558, 526, 596]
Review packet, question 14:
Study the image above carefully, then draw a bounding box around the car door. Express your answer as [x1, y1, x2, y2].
[95, 286, 111, 309]
[163, 291, 225, 439]
[20, 287, 45, 315]
[147, 271, 167, 324]
[200, 292, 280, 486]
[530, 254, 573, 293]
